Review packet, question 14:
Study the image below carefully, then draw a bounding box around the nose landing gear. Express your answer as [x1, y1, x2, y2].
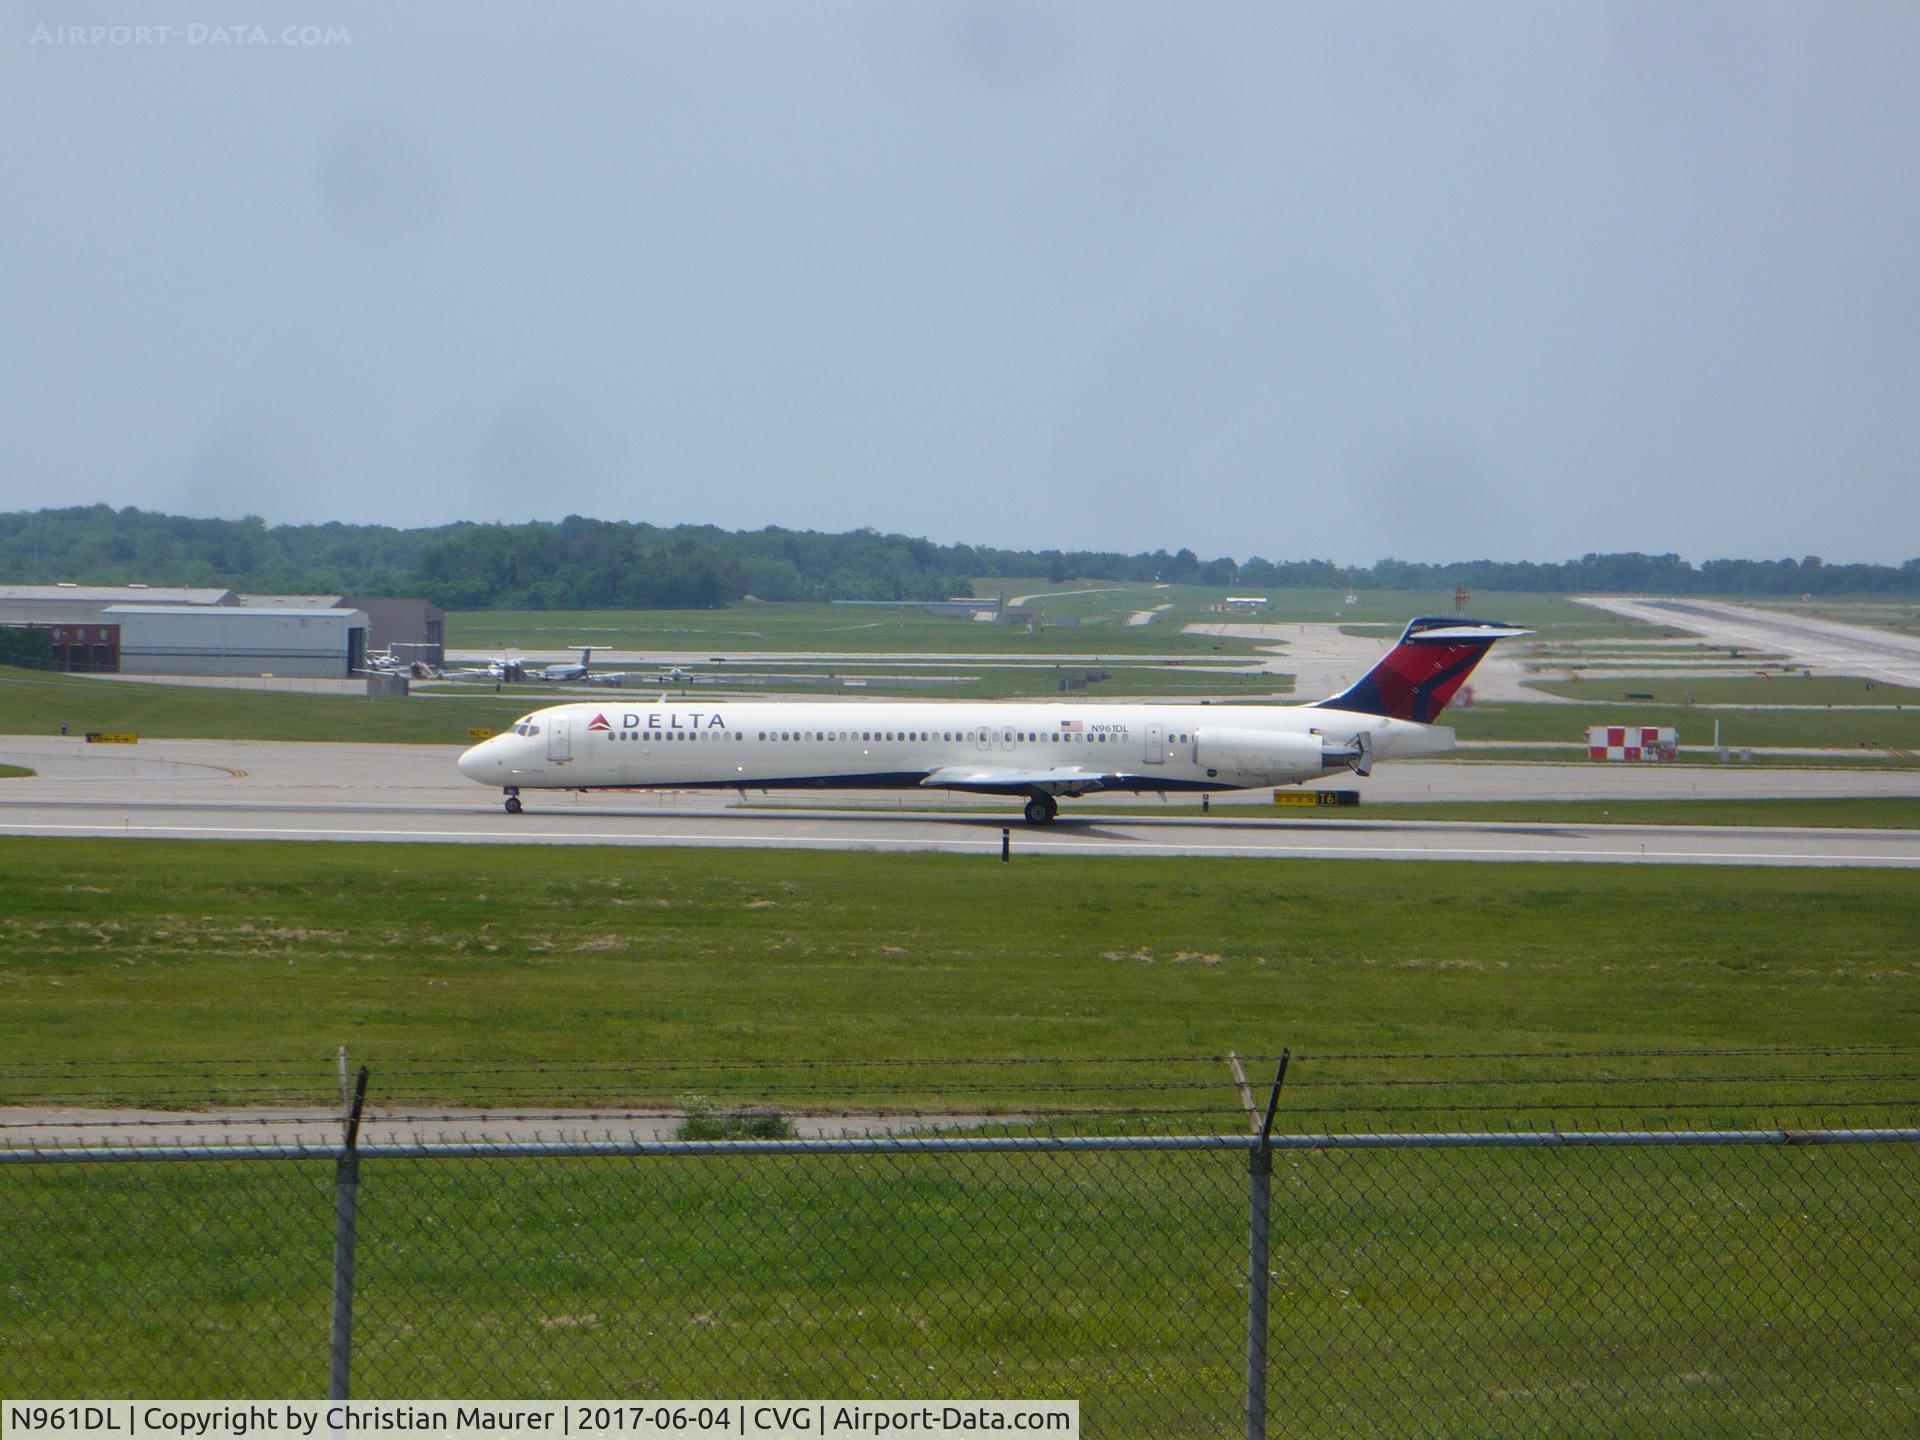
[503, 786, 523, 815]
[1022, 793, 1058, 826]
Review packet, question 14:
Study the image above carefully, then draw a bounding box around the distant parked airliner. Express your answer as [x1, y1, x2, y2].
[456, 616, 1528, 823]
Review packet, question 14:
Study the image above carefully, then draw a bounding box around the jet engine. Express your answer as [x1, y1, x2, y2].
[1193, 727, 1372, 786]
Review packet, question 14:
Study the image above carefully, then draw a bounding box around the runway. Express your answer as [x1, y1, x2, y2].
[1576, 596, 1920, 688]
[2, 735, 1916, 867]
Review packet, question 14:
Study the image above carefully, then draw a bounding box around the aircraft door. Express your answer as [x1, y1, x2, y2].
[974, 727, 991, 753]
[548, 716, 572, 763]
[999, 726, 1015, 752]
[1144, 721, 1165, 764]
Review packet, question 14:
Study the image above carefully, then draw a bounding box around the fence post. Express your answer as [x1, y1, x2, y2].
[1245, 1051, 1289, 1440]
[330, 1066, 369, 1401]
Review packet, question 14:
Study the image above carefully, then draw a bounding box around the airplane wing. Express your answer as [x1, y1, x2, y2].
[583, 672, 637, 686]
[919, 764, 1150, 798]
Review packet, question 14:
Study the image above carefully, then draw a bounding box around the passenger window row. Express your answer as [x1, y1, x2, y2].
[725, 730, 1193, 745]
[596, 727, 1194, 746]
[608, 731, 741, 741]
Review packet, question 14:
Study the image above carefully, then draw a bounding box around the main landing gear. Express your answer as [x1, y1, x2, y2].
[1023, 793, 1058, 826]
[503, 787, 523, 815]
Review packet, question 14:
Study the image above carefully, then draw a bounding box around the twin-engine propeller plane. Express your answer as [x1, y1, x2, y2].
[457, 616, 1529, 821]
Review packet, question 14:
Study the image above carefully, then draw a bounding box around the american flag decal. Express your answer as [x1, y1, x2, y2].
[1060, 720, 1084, 732]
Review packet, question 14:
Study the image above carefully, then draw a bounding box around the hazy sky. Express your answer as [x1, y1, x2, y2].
[4, 2, 1917, 564]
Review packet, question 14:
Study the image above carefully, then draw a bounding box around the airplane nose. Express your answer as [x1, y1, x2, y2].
[457, 740, 495, 782]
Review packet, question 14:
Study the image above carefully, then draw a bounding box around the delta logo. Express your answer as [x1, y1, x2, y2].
[587, 713, 612, 732]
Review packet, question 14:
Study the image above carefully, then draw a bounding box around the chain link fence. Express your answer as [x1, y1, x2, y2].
[2, 1118, 1915, 1437]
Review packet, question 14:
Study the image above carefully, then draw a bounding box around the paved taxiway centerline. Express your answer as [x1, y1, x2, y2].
[12, 794, 1920, 845]
[5, 819, 1916, 866]
[4, 736, 1916, 866]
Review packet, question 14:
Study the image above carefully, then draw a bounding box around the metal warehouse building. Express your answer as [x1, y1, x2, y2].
[107, 605, 369, 678]
[238, 593, 445, 666]
[0, 585, 238, 628]
[345, 596, 445, 667]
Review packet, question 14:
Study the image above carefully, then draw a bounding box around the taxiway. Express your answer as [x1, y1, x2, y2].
[1, 735, 1916, 867]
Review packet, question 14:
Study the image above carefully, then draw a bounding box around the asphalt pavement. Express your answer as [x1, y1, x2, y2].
[2, 735, 1916, 867]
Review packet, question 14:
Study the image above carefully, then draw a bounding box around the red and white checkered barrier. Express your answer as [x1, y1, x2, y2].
[1587, 725, 1678, 761]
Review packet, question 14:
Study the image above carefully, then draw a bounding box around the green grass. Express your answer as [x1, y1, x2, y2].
[501, 658, 1291, 701]
[0, 764, 31, 779]
[985, 578, 1179, 620]
[760, 797, 1920, 830]
[3, 659, 1908, 766]
[784, 667, 1287, 700]
[1350, 796, 1920, 827]
[1, 840, 1914, 1424]
[442, 588, 1678, 661]
[1028, 585, 1672, 642]
[0, 666, 527, 744]
[986, 582, 1673, 636]
[915, 662, 1287, 698]
[7, 1140, 1911, 1436]
[2, 839, 1912, 1114]
[1532, 675, 1920, 706]
[1741, 594, 1920, 637]
[1453, 701, 1920, 751]
[1441, 745, 1920, 768]
[445, 602, 1261, 658]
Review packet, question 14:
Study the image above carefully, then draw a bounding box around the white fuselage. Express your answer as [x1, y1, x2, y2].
[457, 699, 1453, 796]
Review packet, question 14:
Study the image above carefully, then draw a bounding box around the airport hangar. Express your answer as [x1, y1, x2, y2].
[0, 584, 444, 674]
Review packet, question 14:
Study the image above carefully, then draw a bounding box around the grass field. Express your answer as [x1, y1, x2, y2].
[0, 666, 529, 744]
[1268, 795, 1920, 828]
[474, 660, 1295, 701]
[0, 659, 1287, 744]
[3, 838, 1912, 1118]
[1532, 675, 1920, 706]
[441, 588, 1675, 659]
[1743, 594, 1920, 637]
[1452, 700, 1920, 750]
[762, 797, 1920, 829]
[1, 838, 1914, 1424]
[982, 583, 1675, 641]
[8, 1137, 1911, 1435]
[0, 764, 31, 779]
[5, 660, 1901, 750]
[726, 667, 1291, 700]
[3, 658, 1911, 757]
[445, 601, 1261, 658]
[1446, 750, 1917, 769]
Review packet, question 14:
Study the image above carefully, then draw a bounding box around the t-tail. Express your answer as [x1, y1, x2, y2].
[1315, 616, 1532, 724]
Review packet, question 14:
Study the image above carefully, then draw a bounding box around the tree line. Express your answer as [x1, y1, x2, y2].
[3, 505, 1916, 610]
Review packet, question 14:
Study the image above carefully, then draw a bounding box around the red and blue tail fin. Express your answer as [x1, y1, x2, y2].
[1315, 616, 1531, 724]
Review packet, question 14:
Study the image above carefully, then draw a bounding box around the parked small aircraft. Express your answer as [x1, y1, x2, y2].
[354, 651, 441, 679]
[444, 656, 528, 681]
[531, 648, 595, 683]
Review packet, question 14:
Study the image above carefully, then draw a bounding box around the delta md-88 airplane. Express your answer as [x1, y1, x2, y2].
[456, 616, 1529, 823]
